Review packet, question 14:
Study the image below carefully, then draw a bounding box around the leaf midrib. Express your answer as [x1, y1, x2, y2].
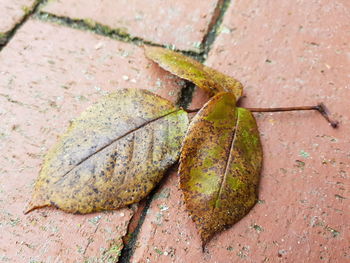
[59, 109, 181, 179]
[214, 109, 239, 210]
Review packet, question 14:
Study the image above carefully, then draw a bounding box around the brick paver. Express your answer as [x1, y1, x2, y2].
[131, 0, 350, 262]
[1, 0, 349, 262]
[0, 0, 37, 43]
[41, 0, 221, 52]
[0, 19, 182, 262]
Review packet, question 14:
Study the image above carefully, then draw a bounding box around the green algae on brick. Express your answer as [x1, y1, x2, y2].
[179, 92, 262, 247]
[26, 88, 189, 214]
[0, 32, 7, 44]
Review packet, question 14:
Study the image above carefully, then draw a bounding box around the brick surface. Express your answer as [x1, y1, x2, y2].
[131, 0, 350, 262]
[1, 0, 349, 262]
[0, 0, 37, 43]
[41, 0, 221, 52]
[0, 19, 183, 262]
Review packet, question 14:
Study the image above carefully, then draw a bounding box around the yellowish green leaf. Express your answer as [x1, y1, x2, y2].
[179, 92, 262, 246]
[144, 46, 243, 99]
[26, 88, 189, 214]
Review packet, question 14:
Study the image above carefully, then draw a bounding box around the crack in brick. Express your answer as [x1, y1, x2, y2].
[82, 223, 100, 255]
[0, 93, 39, 109]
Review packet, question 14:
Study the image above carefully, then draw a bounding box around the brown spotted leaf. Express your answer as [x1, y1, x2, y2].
[26, 88, 189, 214]
[179, 92, 262, 246]
[144, 46, 243, 99]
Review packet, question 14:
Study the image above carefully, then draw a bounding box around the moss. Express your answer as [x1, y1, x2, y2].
[252, 224, 264, 232]
[0, 32, 7, 39]
[154, 247, 163, 255]
[108, 244, 122, 255]
[83, 18, 96, 28]
[21, 5, 31, 15]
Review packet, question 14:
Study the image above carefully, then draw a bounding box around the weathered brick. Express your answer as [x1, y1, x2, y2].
[41, 0, 222, 52]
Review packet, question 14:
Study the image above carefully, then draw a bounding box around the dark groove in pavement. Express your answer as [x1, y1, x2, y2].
[0, 0, 45, 52]
[119, 195, 153, 263]
[118, 164, 177, 263]
[202, 0, 232, 57]
[34, 11, 202, 59]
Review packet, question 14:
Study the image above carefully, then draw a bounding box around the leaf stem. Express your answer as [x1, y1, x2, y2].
[185, 103, 339, 128]
[247, 103, 338, 128]
[185, 109, 201, 113]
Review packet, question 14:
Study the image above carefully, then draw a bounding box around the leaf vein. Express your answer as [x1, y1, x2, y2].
[58, 109, 180, 180]
[213, 110, 239, 210]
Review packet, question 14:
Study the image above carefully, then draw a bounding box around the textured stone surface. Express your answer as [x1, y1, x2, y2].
[0, 19, 182, 262]
[41, 0, 221, 52]
[1, 0, 349, 262]
[0, 0, 37, 43]
[131, 0, 350, 262]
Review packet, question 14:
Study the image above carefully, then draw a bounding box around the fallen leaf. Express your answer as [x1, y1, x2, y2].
[26, 89, 189, 214]
[144, 46, 243, 99]
[179, 92, 262, 246]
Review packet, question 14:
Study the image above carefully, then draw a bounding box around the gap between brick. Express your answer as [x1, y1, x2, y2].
[202, 0, 228, 56]
[0, 0, 45, 51]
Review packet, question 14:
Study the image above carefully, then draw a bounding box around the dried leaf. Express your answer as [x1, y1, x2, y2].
[26, 89, 189, 214]
[144, 46, 243, 99]
[179, 92, 262, 246]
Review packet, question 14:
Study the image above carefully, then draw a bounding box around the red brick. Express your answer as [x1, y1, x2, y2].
[0, 0, 36, 41]
[132, 1, 350, 262]
[41, 0, 221, 52]
[0, 19, 182, 262]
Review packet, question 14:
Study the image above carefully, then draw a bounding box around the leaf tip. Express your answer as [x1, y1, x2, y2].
[199, 230, 214, 250]
[143, 45, 158, 57]
[201, 243, 206, 253]
[23, 205, 36, 215]
[24, 197, 51, 215]
[142, 44, 149, 52]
